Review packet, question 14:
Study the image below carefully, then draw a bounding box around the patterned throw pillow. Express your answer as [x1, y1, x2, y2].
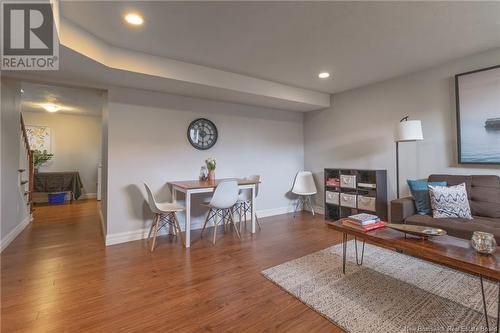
[428, 183, 472, 219]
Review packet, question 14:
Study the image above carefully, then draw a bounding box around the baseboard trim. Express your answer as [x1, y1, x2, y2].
[105, 205, 295, 246]
[255, 206, 294, 218]
[106, 228, 151, 246]
[82, 193, 97, 199]
[0, 215, 32, 252]
[303, 205, 325, 215]
[304, 205, 325, 215]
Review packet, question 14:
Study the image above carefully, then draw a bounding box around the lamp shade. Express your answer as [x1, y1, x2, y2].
[396, 120, 423, 142]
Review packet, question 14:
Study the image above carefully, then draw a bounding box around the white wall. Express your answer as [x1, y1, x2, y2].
[304, 48, 500, 210]
[22, 112, 102, 198]
[100, 92, 109, 236]
[106, 87, 304, 244]
[1, 78, 30, 251]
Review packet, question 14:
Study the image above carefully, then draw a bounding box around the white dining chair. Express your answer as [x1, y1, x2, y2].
[144, 182, 185, 251]
[291, 171, 317, 217]
[234, 175, 261, 233]
[201, 179, 240, 244]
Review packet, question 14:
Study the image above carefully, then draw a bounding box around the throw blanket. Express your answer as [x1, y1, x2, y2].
[34, 172, 84, 200]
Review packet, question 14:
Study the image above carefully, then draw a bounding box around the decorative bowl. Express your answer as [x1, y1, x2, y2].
[471, 231, 497, 255]
[386, 223, 447, 238]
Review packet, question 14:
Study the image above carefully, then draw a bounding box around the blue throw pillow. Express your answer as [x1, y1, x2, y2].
[407, 179, 447, 215]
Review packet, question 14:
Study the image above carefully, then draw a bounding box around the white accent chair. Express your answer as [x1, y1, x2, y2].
[291, 171, 317, 217]
[201, 180, 240, 244]
[235, 175, 261, 233]
[144, 182, 185, 251]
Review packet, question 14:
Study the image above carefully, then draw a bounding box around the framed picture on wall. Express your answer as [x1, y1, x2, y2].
[455, 65, 500, 164]
[26, 125, 52, 152]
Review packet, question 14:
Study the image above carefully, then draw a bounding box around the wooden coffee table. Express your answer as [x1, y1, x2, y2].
[327, 220, 500, 332]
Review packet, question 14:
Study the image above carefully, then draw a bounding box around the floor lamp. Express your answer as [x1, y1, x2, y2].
[395, 117, 423, 198]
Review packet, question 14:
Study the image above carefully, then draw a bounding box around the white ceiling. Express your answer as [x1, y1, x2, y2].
[60, 1, 500, 94]
[21, 81, 104, 116]
[9, 45, 329, 112]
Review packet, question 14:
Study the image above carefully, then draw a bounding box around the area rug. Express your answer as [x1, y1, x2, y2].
[262, 241, 498, 333]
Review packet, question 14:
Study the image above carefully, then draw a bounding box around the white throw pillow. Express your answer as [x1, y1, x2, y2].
[428, 183, 472, 219]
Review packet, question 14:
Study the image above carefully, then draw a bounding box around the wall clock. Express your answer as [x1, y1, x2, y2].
[187, 118, 218, 150]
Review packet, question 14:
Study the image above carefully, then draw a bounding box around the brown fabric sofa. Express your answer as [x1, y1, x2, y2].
[391, 174, 500, 242]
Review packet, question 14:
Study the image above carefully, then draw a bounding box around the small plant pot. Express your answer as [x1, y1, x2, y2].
[208, 170, 215, 181]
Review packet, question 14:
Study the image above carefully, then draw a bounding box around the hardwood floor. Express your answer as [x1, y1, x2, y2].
[1, 200, 344, 332]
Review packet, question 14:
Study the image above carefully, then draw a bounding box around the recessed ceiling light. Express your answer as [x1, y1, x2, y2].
[124, 13, 144, 26]
[318, 72, 330, 79]
[41, 103, 60, 113]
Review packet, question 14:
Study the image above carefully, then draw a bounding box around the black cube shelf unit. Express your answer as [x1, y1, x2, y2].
[324, 168, 387, 221]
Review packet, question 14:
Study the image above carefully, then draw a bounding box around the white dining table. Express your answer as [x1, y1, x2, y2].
[168, 178, 259, 248]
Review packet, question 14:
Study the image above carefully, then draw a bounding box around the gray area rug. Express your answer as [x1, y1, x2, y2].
[262, 241, 498, 333]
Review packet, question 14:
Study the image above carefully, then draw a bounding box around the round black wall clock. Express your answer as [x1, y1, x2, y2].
[187, 118, 218, 150]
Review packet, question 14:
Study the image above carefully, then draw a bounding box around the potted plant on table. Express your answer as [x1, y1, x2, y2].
[205, 157, 216, 181]
[33, 149, 53, 173]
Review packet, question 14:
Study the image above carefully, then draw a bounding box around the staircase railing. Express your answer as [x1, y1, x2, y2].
[20, 114, 34, 213]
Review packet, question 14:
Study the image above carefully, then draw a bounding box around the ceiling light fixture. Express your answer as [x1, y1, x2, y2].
[41, 103, 61, 113]
[124, 13, 144, 26]
[318, 72, 330, 79]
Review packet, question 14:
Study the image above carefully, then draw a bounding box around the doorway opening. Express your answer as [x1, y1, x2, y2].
[19, 81, 106, 232]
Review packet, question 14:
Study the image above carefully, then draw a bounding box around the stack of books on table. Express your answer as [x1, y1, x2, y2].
[341, 213, 386, 232]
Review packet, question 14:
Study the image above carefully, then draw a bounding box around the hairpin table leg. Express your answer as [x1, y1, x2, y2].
[354, 237, 365, 266]
[342, 232, 347, 274]
[496, 280, 499, 333]
[480, 275, 490, 332]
